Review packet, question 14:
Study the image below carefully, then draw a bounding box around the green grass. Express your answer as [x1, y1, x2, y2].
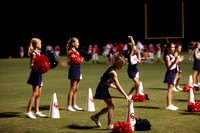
[0, 53, 200, 133]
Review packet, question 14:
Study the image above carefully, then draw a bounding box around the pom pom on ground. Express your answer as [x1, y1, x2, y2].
[112, 121, 132, 133]
[135, 118, 151, 131]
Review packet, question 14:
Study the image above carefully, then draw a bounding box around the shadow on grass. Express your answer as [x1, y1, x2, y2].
[0, 112, 22, 118]
[148, 88, 167, 91]
[134, 106, 161, 110]
[22, 105, 50, 111]
[112, 96, 124, 99]
[39, 105, 50, 110]
[174, 99, 188, 102]
[180, 111, 200, 115]
[67, 124, 108, 131]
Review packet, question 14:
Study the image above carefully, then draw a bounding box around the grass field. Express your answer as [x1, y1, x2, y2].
[0, 53, 199, 133]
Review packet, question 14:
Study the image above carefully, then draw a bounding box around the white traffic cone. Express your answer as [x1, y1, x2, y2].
[125, 101, 136, 131]
[49, 93, 60, 118]
[188, 75, 193, 87]
[85, 88, 95, 112]
[137, 81, 145, 95]
[188, 88, 195, 104]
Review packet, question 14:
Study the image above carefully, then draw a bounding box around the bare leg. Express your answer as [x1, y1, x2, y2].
[167, 83, 174, 106]
[193, 71, 198, 84]
[94, 99, 115, 126]
[128, 78, 139, 95]
[26, 86, 39, 113]
[176, 73, 181, 86]
[197, 71, 200, 84]
[72, 80, 80, 106]
[35, 86, 42, 113]
[68, 79, 79, 106]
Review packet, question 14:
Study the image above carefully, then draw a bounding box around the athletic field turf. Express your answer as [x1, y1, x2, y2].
[0, 53, 199, 133]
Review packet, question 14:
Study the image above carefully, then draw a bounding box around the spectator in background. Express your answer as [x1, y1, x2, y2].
[110, 42, 119, 59]
[106, 42, 112, 64]
[156, 43, 161, 63]
[148, 43, 155, 64]
[92, 44, 99, 64]
[117, 42, 124, 55]
[136, 40, 144, 54]
[54, 45, 60, 58]
[102, 46, 107, 57]
[188, 41, 195, 61]
[46, 44, 53, 52]
[88, 44, 93, 54]
[19, 46, 24, 58]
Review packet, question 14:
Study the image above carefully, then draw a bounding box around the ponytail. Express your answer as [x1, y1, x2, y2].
[28, 38, 41, 56]
[28, 43, 33, 56]
[163, 42, 174, 62]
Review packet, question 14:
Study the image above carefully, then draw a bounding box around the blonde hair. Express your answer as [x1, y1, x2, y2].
[28, 38, 41, 56]
[111, 55, 126, 67]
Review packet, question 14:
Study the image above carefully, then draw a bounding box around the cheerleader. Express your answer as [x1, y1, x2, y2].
[163, 42, 178, 111]
[192, 42, 200, 86]
[25, 38, 46, 119]
[127, 36, 141, 96]
[90, 55, 132, 130]
[66, 37, 83, 111]
[174, 43, 184, 91]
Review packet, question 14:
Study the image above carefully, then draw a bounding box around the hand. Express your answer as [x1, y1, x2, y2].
[180, 55, 184, 61]
[174, 52, 178, 58]
[128, 36, 133, 39]
[126, 96, 133, 103]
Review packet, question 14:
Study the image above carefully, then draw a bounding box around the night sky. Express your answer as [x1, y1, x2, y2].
[2, 0, 199, 58]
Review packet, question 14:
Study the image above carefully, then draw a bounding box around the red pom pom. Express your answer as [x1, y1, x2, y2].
[187, 101, 200, 112]
[68, 51, 83, 65]
[183, 85, 195, 92]
[112, 121, 132, 133]
[131, 94, 146, 102]
[34, 55, 50, 74]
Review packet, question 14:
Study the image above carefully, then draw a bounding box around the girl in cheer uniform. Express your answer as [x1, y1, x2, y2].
[91, 55, 132, 130]
[163, 42, 179, 111]
[127, 36, 141, 96]
[192, 42, 200, 86]
[25, 38, 46, 119]
[174, 43, 184, 91]
[66, 37, 83, 111]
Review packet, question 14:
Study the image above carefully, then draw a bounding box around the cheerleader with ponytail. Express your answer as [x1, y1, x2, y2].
[66, 37, 84, 111]
[25, 38, 46, 119]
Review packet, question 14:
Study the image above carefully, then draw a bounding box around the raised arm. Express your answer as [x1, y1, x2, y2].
[128, 36, 135, 57]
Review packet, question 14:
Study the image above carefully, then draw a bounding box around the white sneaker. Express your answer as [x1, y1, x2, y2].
[173, 87, 179, 92]
[171, 104, 179, 110]
[107, 124, 114, 130]
[73, 105, 83, 111]
[25, 112, 36, 119]
[176, 86, 183, 91]
[193, 84, 198, 87]
[66, 106, 76, 112]
[197, 83, 200, 86]
[90, 115, 101, 127]
[166, 105, 177, 111]
[35, 112, 46, 117]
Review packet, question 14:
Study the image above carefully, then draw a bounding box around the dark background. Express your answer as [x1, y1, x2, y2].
[2, 0, 199, 58]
